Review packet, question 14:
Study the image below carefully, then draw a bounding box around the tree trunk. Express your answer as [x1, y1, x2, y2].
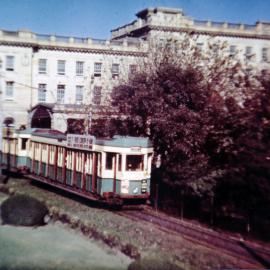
[155, 183, 159, 212]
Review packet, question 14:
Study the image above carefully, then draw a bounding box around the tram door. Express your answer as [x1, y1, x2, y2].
[92, 152, 100, 193]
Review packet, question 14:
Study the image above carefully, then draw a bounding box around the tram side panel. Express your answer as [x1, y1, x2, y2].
[74, 151, 84, 189]
[1, 137, 8, 166]
[40, 144, 47, 177]
[85, 152, 93, 192]
[32, 142, 40, 175]
[47, 145, 55, 180]
[56, 147, 65, 183]
[100, 152, 119, 196]
[66, 150, 73, 186]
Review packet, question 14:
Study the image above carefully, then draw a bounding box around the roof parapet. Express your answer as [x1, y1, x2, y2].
[0, 28, 146, 54]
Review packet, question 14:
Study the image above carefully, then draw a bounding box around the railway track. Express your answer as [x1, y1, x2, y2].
[118, 208, 270, 268]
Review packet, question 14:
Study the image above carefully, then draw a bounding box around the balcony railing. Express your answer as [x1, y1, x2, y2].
[36, 34, 51, 41]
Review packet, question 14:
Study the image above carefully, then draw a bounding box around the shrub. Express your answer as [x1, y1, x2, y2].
[1, 194, 48, 226]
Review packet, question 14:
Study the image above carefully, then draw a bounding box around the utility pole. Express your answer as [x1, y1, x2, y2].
[87, 110, 92, 135]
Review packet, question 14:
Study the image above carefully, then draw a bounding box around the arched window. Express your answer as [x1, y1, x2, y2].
[31, 106, 51, 128]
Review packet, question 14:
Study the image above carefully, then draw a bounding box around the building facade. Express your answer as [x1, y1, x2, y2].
[0, 7, 270, 147]
[111, 7, 270, 68]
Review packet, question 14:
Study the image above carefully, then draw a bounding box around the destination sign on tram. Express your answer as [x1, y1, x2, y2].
[67, 134, 95, 150]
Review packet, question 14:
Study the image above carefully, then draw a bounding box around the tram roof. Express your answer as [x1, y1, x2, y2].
[16, 128, 37, 134]
[31, 129, 66, 140]
[96, 135, 152, 148]
[14, 129, 153, 148]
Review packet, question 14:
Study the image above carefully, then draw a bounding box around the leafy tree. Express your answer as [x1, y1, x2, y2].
[109, 35, 256, 197]
[214, 70, 270, 227]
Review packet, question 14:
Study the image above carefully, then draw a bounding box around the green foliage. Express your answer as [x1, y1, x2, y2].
[1, 194, 48, 226]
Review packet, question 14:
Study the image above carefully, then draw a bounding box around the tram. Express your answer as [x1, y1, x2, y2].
[1, 128, 153, 205]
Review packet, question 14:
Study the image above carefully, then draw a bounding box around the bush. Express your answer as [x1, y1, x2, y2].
[1, 194, 48, 226]
[128, 257, 184, 270]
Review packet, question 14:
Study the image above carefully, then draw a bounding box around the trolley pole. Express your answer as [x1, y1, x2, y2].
[6, 125, 11, 174]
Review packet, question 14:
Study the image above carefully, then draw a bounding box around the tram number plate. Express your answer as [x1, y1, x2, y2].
[141, 179, 147, 193]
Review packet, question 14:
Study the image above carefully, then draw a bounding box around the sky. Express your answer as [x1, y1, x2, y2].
[1, 0, 270, 39]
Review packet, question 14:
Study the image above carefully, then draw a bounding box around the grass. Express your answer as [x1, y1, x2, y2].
[0, 178, 256, 270]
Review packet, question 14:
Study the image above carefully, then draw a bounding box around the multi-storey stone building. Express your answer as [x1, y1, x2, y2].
[0, 7, 270, 148]
[111, 7, 270, 67]
[0, 29, 145, 132]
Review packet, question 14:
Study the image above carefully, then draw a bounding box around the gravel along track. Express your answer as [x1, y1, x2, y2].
[118, 209, 270, 268]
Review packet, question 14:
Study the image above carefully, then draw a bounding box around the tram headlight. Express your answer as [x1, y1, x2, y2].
[141, 179, 147, 194]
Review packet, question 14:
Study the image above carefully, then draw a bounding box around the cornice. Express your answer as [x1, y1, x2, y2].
[0, 40, 146, 57]
[148, 25, 270, 40]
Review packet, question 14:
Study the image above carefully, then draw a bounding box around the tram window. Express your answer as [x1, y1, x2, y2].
[126, 155, 144, 171]
[106, 153, 116, 170]
[147, 154, 152, 170]
[21, 138, 28, 150]
[118, 155, 122, 171]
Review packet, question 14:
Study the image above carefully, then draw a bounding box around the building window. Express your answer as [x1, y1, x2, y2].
[6, 56, 14, 71]
[0, 58, 3, 69]
[38, 84, 46, 102]
[196, 43, 203, 52]
[57, 60, 65, 75]
[158, 38, 165, 49]
[212, 44, 219, 57]
[94, 62, 102, 77]
[57, 85, 65, 103]
[245, 68, 252, 76]
[76, 85, 83, 103]
[111, 63, 119, 78]
[229, 45, 236, 57]
[262, 48, 268, 62]
[92, 86, 102, 105]
[76, 61, 84, 76]
[38, 59, 47, 74]
[129, 64, 137, 75]
[5, 81, 14, 98]
[245, 46, 252, 56]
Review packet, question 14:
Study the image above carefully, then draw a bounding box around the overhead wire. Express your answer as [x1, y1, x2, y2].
[0, 73, 75, 125]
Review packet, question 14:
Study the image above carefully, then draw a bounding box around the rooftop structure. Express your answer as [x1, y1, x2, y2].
[111, 7, 270, 40]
